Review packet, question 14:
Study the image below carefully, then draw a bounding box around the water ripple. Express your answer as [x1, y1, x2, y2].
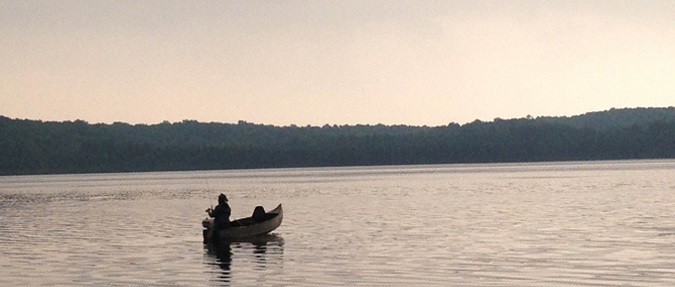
[1, 161, 675, 285]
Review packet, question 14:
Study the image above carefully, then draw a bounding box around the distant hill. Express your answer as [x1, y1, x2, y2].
[538, 107, 675, 130]
[1, 107, 674, 175]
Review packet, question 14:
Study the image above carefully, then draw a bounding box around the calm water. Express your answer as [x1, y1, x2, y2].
[1, 160, 675, 286]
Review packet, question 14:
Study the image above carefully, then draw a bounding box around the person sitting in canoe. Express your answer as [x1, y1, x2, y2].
[207, 193, 231, 229]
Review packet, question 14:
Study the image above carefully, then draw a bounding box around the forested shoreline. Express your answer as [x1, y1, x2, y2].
[1, 107, 674, 176]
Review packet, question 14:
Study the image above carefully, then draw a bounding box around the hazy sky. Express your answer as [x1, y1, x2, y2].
[2, 1, 674, 126]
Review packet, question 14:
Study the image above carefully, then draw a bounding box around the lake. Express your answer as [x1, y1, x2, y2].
[1, 160, 675, 286]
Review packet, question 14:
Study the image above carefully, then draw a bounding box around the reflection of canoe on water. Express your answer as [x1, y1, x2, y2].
[202, 204, 283, 243]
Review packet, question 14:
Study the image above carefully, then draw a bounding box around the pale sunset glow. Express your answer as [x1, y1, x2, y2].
[2, 1, 674, 126]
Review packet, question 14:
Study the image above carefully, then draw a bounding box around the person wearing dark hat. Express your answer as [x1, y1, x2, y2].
[208, 193, 231, 229]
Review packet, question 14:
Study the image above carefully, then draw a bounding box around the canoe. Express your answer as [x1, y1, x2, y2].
[202, 204, 283, 243]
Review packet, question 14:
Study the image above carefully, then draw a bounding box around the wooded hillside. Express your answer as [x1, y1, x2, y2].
[1, 107, 674, 175]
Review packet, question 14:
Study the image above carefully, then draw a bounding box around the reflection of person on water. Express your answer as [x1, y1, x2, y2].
[207, 193, 231, 229]
[206, 243, 232, 284]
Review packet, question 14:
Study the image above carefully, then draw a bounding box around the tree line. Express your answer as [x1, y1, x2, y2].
[1, 107, 674, 175]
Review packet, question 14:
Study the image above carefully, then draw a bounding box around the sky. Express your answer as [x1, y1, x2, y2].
[2, 1, 674, 126]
